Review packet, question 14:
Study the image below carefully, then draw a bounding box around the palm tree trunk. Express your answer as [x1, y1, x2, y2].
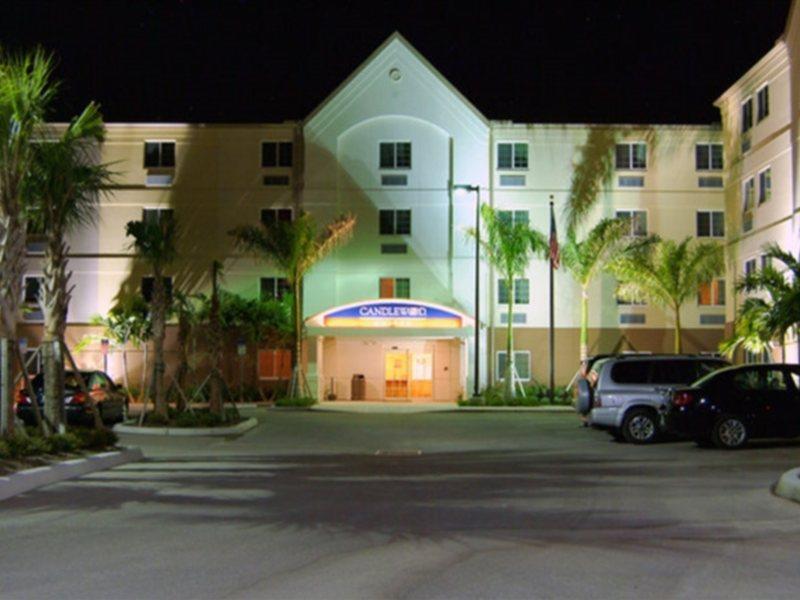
[208, 262, 223, 415]
[42, 236, 69, 434]
[580, 286, 589, 362]
[0, 214, 26, 435]
[674, 304, 682, 354]
[290, 276, 305, 398]
[151, 271, 167, 418]
[504, 277, 515, 400]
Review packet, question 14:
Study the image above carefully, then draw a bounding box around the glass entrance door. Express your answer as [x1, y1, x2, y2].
[410, 352, 433, 398]
[385, 351, 409, 398]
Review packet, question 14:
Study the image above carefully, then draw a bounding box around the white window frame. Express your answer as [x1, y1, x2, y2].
[615, 209, 648, 237]
[260, 276, 290, 301]
[696, 209, 725, 238]
[741, 97, 754, 133]
[143, 139, 176, 169]
[743, 257, 758, 278]
[695, 142, 723, 171]
[697, 278, 726, 307]
[260, 140, 293, 169]
[142, 207, 175, 225]
[742, 177, 756, 212]
[378, 141, 412, 170]
[22, 274, 44, 306]
[758, 167, 772, 205]
[497, 209, 529, 226]
[756, 83, 770, 122]
[615, 142, 647, 171]
[496, 142, 530, 171]
[497, 278, 530, 305]
[496, 350, 531, 382]
[260, 207, 294, 225]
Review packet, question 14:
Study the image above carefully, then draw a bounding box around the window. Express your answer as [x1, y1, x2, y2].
[497, 210, 529, 226]
[498, 279, 530, 304]
[497, 143, 529, 170]
[379, 209, 411, 235]
[650, 361, 701, 385]
[744, 258, 757, 277]
[741, 98, 753, 133]
[615, 143, 647, 170]
[732, 369, 761, 390]
[616, 210, 647, 237]
[23, 276, 43, 305]
[695, 143, 723, 170]
[260, 208, 293, 226]
[742, 177, 756, 211]
[258, 349, 292, 380]
[760, 254, 772, 271]
[260, 277, 290, 301]
[616, 294, 646, 306]
[758, 168, 771, 204]
[142, 208, 174, 225]
[379, 277, 410, 299]
[698, 279, 725, 306]
[143, 141, 175, 168]
[261, 142, 293, 168]
[757, 85, 770, 122]
[610, 361, 650, 384]
[23, 348, 41, 375]
[141, 277, 173, 303]
[696, 211, 724, 238]
[379, 142, 411, 169]
[496, 351, 531, 381]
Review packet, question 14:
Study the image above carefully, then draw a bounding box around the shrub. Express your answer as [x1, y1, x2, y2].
[46, 432, 81, 454]
[74, 427, 118, 450]
[458, 382, 574, 407]
[275, 396, 316, 408]
[0, 439, 9, 459]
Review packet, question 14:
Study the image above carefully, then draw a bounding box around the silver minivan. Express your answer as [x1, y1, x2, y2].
[576, 355, 729, 443]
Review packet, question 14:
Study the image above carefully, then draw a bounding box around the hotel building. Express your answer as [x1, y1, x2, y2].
[19, 7, 799, 401]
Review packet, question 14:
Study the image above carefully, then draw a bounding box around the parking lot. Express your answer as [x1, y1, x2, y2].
[1, 409, 799, 599]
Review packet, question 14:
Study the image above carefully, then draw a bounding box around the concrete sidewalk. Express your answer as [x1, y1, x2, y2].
[312, 401, 573, 414]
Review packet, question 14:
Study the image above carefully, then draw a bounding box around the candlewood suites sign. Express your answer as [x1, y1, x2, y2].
[316, 300, 466, 328]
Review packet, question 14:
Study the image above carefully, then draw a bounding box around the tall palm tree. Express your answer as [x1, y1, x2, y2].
[230, 211, 356, 398]
[26, 102, 113, 432]
[126, 215, 178, 418]
[0, 48, 56, 434]
[467, 205, 548, 400]
[561, 217, 629, 363]
[722, 243, 800, 361]
[609, 236, 724, 353]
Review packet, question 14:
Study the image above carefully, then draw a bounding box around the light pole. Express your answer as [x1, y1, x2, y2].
[453, 183, 481, 398]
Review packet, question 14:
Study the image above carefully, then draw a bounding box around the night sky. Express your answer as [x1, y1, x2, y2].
[4, 0, 793, 125]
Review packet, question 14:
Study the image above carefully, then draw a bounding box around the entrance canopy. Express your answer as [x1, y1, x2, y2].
[306, 299, 473, 336]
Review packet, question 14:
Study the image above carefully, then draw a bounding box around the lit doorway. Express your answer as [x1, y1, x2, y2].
[384, 350, 433, 400]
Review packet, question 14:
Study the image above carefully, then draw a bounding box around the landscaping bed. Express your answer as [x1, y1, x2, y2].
[0, 428, 119, 477]
[139, 407, 243, 428]
[459, 383, 574, 407]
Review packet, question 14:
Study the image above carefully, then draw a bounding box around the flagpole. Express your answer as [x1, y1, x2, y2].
[549, 197, 556, 404]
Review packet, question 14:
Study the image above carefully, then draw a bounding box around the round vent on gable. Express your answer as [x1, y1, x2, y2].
[389, 68, 402, 82]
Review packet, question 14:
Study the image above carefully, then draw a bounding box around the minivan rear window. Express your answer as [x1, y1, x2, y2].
[610, 362, 650, 384]
[650, 360, 700, 384]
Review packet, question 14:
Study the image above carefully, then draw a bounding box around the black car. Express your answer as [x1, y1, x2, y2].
[664, 364, 800, 449]
[16, 370, 127, 427]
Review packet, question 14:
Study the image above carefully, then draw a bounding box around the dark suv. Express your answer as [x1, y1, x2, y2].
[576, 354, 730, 443]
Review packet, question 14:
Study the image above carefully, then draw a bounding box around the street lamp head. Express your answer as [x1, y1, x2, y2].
[453, 183, 479, 196]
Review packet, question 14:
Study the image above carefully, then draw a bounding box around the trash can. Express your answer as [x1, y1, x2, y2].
[351, 374, 366, 400]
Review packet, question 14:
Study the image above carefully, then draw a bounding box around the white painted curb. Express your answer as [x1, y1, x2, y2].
[457, 405, 574, 412]
[0, 447, 143, 502]
[775, 467, 800, 503]
[113, 416, 258, 437]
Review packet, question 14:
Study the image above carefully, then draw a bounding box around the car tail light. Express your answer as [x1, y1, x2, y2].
[70, 392, 87, 405]
[593, 394, 602, 408]
[672, 391, 695, 407]
[16, 389, 30, 406]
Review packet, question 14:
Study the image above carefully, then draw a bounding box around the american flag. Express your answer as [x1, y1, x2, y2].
[549, 202, 560, 269]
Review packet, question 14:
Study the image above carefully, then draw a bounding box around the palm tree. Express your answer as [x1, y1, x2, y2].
[561, 218, 629, 363]
[126, 215, 178, 418]
[26, 102, 113, 433]
[722, 244, 800, 361]
[467, 205, 548, 400]
[230, 211, 356, 398]
[609, 236, 724, 353]
[170, 290, 203, 412]
[0, 48, 56, 434]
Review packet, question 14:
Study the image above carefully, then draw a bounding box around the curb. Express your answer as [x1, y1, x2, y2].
[113, 416, 259, 437]
[0, 447, 143, 502]
[775, 467, 800, 503]
[456, 406, 574, 412]
[310, 403, 574, 414]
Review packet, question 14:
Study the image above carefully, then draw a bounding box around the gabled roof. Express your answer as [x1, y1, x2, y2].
[303, 31, 488, 127]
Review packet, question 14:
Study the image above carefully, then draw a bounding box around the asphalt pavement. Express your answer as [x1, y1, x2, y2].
[1, 408, 799, 599]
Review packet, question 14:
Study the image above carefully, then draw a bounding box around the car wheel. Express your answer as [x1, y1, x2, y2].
[622, 408, 659, 444]
[576, 379, 593, 415]
[712, 416, 748, 450]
